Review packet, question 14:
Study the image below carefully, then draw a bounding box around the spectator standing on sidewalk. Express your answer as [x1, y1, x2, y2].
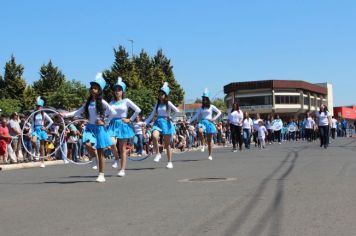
[133, 115, 145, 156]
[0, 116, 11, 164]
[8, 112, 22, 162]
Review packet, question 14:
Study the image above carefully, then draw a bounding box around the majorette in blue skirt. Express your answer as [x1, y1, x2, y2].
[197, 119, 217, 134]
[107, 77, 141, 141]
[31, 97, 54, 141]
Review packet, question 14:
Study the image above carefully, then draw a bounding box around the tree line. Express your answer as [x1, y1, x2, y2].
[0, 46, 184, 117]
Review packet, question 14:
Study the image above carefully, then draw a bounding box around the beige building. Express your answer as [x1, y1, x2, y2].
[224, 80, 333, 118]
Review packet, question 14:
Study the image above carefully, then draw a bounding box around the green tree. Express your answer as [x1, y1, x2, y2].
[0, 74, 4, 97]
[151, 67, 166, 95]
[46, 80, 88, 110]
[103, 46, 185, 110]
[2, 55, 26, 101]
[0, 98, 22, 116]
[153, 49, 184, 106]
[194, 98, 202, 103]
[126, 87, 156, 117]
[103, 46, 141, 101]
[22, 86, 38, 111]
[134, 49, 154, 87]
[211, 98, 227, 114]
[33, 60, 65, 94]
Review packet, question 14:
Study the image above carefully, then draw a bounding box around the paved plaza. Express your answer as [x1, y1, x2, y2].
[1, 138, 356, 236]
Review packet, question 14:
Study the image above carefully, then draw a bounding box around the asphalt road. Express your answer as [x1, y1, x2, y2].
[1, 138, 356, 236]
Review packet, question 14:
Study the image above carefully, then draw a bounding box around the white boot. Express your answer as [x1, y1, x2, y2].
[91, 157, 98, 170]
[112, 160, 118, 169]
[96, 173, 105, 183]
[154, 153, 162, 163]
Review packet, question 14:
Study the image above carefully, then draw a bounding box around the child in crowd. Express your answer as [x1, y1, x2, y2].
[257, 121, 268, 149]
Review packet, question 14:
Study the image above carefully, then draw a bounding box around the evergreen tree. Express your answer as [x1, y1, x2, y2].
[134, 49, 154, 87]
[46, 80, 88, 110]
[194, 98, 202, 104]
[126, 86, 156, 117]
[104, 46, 185, 113]
[153, 49, 184, 106]
[33, 60, 65, 95]
[2, 55, 26, 101]
[0, 98, 22, 116]
[0, 75, 4, 98]
[103, 46, 141, 101]
[211, 98, 227, 114]
[151, 67, 166, 95]
[23, 86, 38, 111]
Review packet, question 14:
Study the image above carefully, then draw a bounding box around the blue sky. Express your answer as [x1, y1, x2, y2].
[1, 0, 355, 106]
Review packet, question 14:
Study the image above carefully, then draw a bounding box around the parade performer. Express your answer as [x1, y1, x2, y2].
[108, 77, 141, 177]
[31, 97, 53, 168]
[61, 73, 116, 182]
[145, 82, 179, 169]
[190, 88, 222, 160]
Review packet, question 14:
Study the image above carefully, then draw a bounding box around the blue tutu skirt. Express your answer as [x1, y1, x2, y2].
[108, 118, 135, 139]
[32, 126, 48, 141]
[152, 117, 176, 135]
[83, 124, 112, 149]
[198, 119, 217, 134]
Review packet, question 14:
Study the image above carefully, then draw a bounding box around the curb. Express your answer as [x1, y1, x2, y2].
[0, 145, 230, 171]
[0, 160, 64, 171]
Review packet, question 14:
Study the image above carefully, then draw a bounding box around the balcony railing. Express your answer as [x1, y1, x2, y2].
[240, 105, 273, 110]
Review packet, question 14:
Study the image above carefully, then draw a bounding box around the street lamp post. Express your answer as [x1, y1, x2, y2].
[128, 39, 134, 57]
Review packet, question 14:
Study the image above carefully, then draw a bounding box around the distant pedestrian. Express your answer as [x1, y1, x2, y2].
[257, 121, 268, 149]
[315, 104, 332, 149]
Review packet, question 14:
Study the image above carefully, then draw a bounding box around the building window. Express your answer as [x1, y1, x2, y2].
[311, 98, 316, 106]
[275, 96, 300, 104]
[236, 96, 272, 106]
[304, 96, 309, 105]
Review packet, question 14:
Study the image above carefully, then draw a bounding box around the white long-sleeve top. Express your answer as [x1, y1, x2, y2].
[64, 99, 116, 125]
[145, 101, 179, 125]
[304, 117, 315, 129]
[108, 99, 141, 122]
[190, 105, 222, 123]
[228, 109, 243, 126]
[30, 112, 53, 130]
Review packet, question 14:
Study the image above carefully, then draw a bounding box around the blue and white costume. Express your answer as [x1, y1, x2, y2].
[190, 89, 222, 134]
[145, 82, 179, 135]
[64, 74, 117, 149]
[145, 101, 179, 135]
[107, 77, 141, 139]
[31, 97, 53, 141]
[190, 105, 222, 134]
